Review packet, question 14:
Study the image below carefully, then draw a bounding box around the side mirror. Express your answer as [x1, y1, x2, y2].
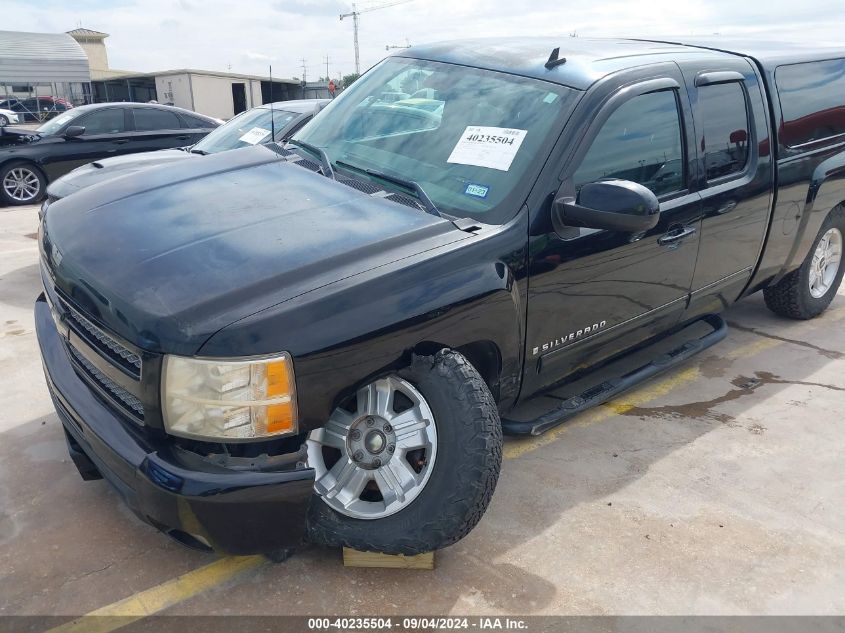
[553, 179, 660, 234]
[64, 125, 85, 138]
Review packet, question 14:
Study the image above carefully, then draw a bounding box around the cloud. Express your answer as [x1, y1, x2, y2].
[272, 0, 348, 16]
[1, 0, 843, 81]
[243, 50, 273, 61]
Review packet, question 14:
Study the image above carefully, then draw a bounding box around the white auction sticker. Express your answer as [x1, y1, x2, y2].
[238, 127, 271, 145]
[447, 126, 528, 172]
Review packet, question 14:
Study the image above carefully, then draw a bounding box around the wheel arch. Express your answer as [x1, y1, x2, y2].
[412, 339, 503, 402]
[780, 156, 845, 281]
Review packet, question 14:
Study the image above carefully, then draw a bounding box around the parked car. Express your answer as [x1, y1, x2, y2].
[0, 108, 19, 127]
[0, 102, 218, 205]
[36, 37, 845, 557]
[44, 99, 329, 204]
[0, 97, 73, 122]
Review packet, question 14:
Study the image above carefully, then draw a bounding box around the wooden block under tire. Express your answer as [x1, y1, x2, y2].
[342, 547, 435, 569]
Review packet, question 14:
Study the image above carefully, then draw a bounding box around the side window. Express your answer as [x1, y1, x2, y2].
[574, 90, 685, 197]
[134, 108, 182, 131]
[181, 113, 216, 129]
[79, 109, 126, 134]
[776, 58, 845, 147]
[698, 82, 749, 180]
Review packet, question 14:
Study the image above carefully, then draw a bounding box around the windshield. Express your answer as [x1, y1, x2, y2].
[294, 57, 579, 223]
[36, 111, 79, 136]
[193, 107, 298, 153]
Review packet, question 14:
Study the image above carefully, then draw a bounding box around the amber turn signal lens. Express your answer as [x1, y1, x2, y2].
[266, 360, 292, 397]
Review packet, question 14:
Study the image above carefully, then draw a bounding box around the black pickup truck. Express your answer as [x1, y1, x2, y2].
[36, 37, 845, 557]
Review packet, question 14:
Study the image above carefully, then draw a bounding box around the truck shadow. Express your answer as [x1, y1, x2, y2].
[1, 292, 843, 616]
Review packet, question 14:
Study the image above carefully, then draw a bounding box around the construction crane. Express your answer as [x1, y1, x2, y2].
[340, 0, 412, 75]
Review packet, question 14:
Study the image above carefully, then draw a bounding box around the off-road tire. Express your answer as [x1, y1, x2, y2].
[764, 206, 845, 319]
[307, 349, 502, 555]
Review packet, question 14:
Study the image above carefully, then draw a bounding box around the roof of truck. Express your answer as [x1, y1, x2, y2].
[639, 37, 845, 68]
[398, 36, 845, 91]
[398, 37, 736, 90]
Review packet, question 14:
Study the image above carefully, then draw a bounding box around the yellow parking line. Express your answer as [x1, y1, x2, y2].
[47, 555, 265, 633]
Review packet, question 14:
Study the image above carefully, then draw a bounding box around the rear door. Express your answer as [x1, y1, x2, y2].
[129, 107, 193, 153]
[524, 65, 702, 395]
[178, 112, 217, 144]
[677, 58, 775, 319]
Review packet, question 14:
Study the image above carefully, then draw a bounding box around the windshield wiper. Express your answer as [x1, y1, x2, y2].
[335, 160, 442, 218]
[285, 139, 335, 180]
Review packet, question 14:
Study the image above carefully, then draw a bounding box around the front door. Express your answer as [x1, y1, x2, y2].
[41, 107, 131, 181]
[524, 69, 702, 396]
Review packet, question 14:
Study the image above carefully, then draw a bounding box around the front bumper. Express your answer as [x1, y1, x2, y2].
[35, 295, 315, 555]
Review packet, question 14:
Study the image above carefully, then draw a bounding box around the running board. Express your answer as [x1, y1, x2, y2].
[502, 314, 728, 437]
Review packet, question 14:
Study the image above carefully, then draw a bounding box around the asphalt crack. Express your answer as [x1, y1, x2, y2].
[728, 321, 844, 359]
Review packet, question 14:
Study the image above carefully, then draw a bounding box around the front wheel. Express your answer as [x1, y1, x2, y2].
[306, 350, 502, 554]
[0, 115, 8, 127]
[1, 161, 46, 205]
[764, 207, 845, 319]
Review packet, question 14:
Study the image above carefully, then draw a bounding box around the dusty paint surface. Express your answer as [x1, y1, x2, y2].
[2, 203, 845, 618]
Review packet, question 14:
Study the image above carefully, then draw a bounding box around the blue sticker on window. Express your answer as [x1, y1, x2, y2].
[465, 183, 489, 198]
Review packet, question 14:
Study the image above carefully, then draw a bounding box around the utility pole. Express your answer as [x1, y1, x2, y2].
[340, 0, 412, 75]
[325, 55, 331, 81]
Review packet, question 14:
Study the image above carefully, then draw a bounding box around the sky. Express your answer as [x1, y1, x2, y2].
[3, 0, 844, 81]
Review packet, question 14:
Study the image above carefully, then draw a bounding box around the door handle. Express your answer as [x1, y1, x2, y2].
[716, 200, 738, 215]
[658, 225, 697, 246]
[113, 139, 129, 145]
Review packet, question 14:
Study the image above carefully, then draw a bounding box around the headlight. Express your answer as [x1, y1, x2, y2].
[162, 353, 297, 441]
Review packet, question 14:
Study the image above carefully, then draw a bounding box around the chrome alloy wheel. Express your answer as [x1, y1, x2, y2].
[3, 167, 41, 203]
[306, 375, 438, 520]
[809, 228, 843, 299]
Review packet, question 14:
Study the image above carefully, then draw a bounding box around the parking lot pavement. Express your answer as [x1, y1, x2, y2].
[2, 201, 844, 619]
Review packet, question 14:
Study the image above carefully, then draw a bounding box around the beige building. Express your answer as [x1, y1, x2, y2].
[65, 27, 304, 119]
[66, 28, 110, 75]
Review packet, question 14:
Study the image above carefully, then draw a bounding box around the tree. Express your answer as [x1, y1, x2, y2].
[341, 73, 360, 89]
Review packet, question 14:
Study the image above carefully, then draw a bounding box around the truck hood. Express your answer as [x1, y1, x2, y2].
[47, 149, 193, 200]
[41, 144, 465, 355]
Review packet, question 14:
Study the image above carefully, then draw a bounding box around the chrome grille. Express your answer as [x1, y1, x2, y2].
[58, 298, 142, 379]
[67, 344, 145, 420]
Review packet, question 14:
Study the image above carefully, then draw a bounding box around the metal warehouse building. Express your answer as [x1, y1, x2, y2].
[1, 28, 333, 121]
[0, 30, 92, 105]
[93, 69, 304, 121]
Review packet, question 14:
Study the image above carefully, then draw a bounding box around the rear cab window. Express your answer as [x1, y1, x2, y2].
[697, 82, 750, 181]
[776, 58, 845, 148]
